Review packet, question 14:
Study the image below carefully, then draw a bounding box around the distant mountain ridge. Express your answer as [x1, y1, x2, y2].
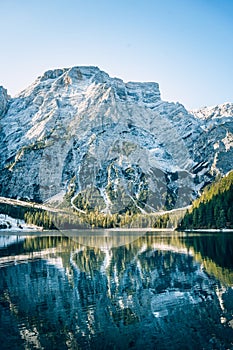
[0, 66, 232, 213]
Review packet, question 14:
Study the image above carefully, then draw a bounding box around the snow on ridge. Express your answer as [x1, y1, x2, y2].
[0, 66, 232, 212]
[190, 102, 233, 120]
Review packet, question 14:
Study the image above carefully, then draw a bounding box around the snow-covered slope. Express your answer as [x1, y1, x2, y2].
[0, 214, 34, 231]
[191, 102, 233, 120]
[190, 103, 233, 176]
[0, 66, 232, 213]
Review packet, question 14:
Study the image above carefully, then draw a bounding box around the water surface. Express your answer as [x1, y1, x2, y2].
[0, 230, 233, 349]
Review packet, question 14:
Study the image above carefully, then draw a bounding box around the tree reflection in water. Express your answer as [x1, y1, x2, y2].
[0, 231, 233, 349]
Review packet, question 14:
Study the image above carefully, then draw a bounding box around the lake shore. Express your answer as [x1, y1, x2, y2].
[183, 228, 233, 232]
[0, 214, 43, 232]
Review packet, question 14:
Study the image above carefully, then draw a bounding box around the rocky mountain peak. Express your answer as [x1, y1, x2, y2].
[190, 102, 233, 120]
[0, 66, 232, 213]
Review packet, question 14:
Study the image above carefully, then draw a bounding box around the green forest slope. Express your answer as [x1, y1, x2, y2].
[180, 171, 233, 229]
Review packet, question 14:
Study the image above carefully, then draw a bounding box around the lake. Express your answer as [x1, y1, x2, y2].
[0, 230, 233, 349]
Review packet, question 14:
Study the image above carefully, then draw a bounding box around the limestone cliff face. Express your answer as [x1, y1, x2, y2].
[0, 86, 10, 117]
[0, 66, 232, 212]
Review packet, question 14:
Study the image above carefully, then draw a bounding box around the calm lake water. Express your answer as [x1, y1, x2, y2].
[0, 230, 233, 350]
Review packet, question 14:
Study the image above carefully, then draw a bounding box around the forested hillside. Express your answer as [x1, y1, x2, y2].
[0, 200, 184, 230]
[180, 171, 233, 229]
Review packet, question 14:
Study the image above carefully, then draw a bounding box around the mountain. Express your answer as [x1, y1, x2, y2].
[0, 66, 232, 214]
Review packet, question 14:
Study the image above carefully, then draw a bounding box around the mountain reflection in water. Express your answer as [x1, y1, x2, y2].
[0, 230, 233, 350]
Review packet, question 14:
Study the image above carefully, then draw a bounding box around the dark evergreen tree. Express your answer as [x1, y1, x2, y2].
[180, 171, 233, 229]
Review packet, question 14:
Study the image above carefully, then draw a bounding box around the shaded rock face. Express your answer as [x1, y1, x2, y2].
[0, 66, 232, 212]
[0, 86, 10, 117]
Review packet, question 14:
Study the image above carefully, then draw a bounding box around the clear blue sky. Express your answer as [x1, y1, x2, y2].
[1, 0, 233, 109]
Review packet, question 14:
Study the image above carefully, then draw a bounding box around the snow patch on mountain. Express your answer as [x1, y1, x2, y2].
[0, 66, 232, 213]
[190, 102, 233, 120]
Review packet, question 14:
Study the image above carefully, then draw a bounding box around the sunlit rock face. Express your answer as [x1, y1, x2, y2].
[0, 66, 232, 212]
[191, 103, 233, 176]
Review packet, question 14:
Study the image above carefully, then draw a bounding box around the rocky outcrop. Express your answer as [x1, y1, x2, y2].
[0, 86, 10, 117]
[0, 66, 232, 212]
